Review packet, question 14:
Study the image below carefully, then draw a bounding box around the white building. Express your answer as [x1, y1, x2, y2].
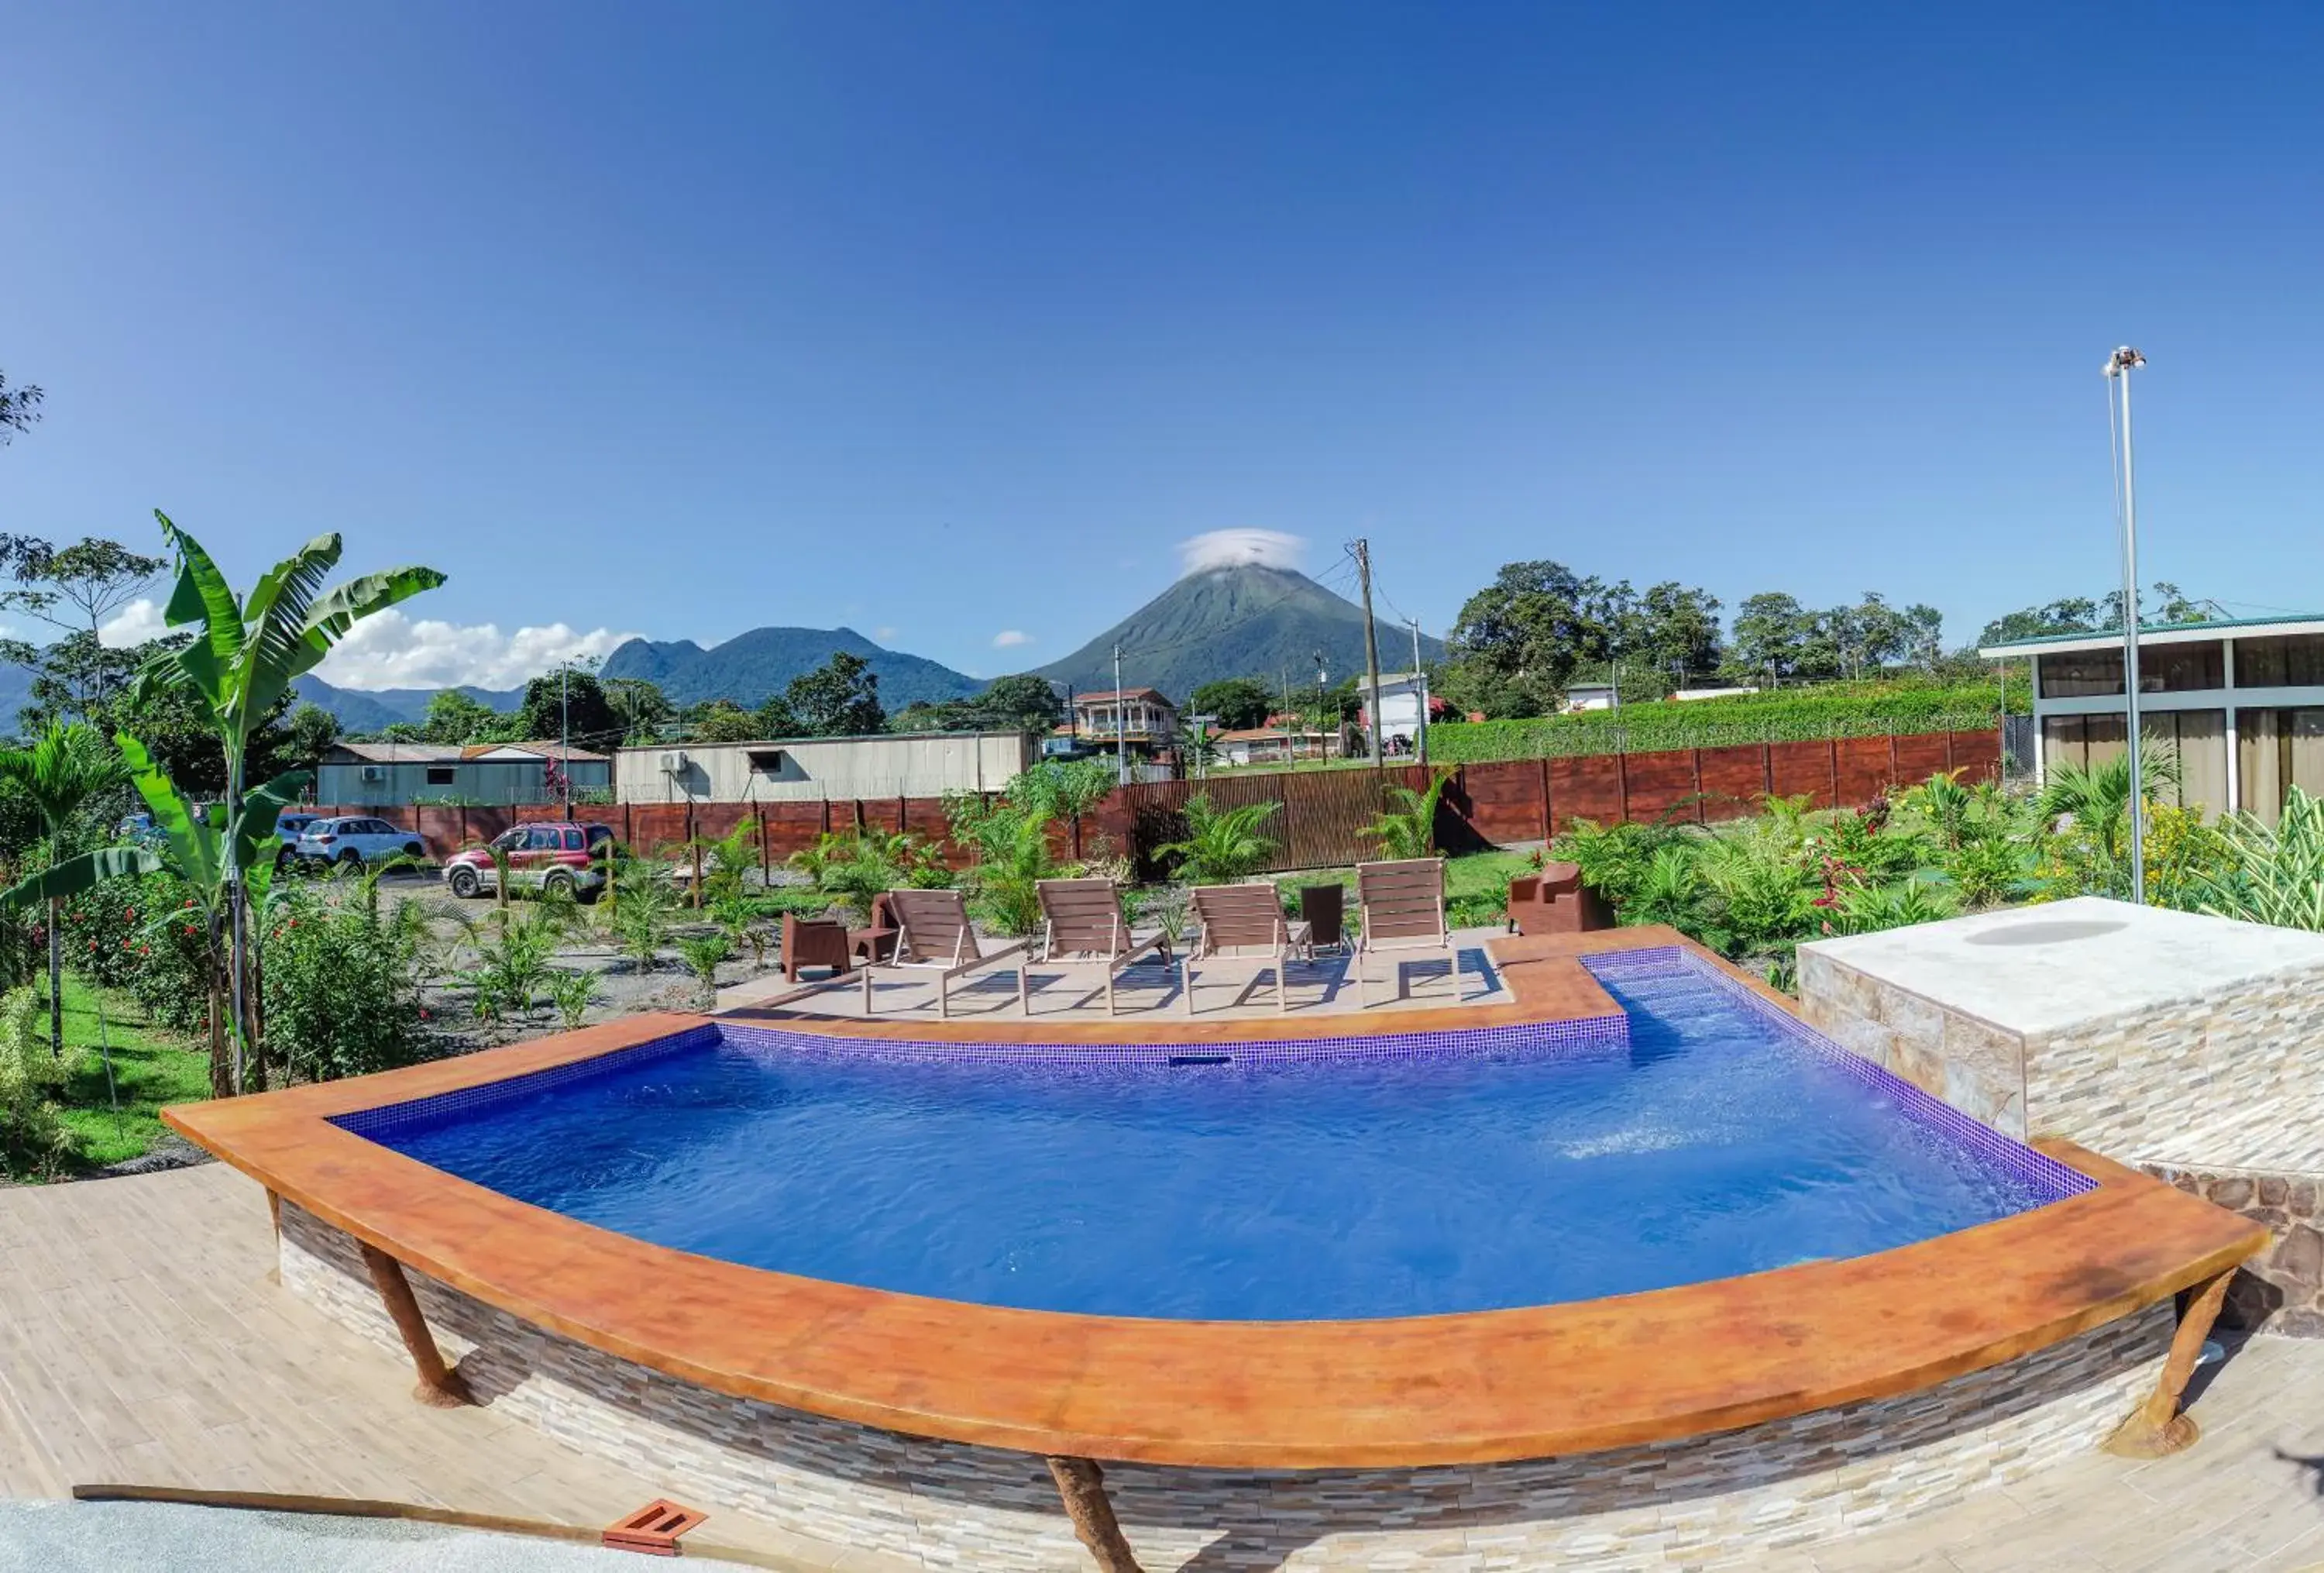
[1980, 614, 2324, 824]
[1362, 672, 1434, 749]
[1563, 683, 1618, 713]
[615, 731, 1033, 804]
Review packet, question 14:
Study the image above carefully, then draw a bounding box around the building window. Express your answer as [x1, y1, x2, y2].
[2138, 640, 2223, 693]
[425, 766, 456, 785]
[2140, 710, 2228, 817]
[2237, 707, 2324, 828]
[2038, 649, 2125, 697]
[2040, 713, 2126, 775]
[2233, 634, 2324, 688]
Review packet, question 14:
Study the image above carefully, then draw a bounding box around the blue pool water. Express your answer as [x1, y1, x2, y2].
[361, 958, 2085, 1321]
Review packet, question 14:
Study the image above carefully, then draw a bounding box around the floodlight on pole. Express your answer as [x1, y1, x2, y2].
[2104, 345, 2147, 902]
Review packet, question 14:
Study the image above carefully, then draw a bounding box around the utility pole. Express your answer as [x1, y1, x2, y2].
[1407, 618, 1430, 765]
[559, 663, 571, 817]
[2106, 345, 2148, 900]
[1112, 643, 1129, 785]
[1314, 652, 1328, 761]
[1352, 539, 1385, 768]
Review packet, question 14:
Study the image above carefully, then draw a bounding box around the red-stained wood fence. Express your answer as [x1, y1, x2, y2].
[314, 727, 2000, 879]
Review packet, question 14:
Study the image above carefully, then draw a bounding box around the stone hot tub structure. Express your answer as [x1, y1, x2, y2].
[167, 928, 2264, 1573]
[1800, 897, 2324, 1337]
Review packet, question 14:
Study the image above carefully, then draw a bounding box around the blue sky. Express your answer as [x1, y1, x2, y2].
[3, 3, 2321, 690]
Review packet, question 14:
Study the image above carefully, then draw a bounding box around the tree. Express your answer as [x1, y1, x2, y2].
[976, 673, 1062, 730]
[0, 535, 168, 723]
[753, 692, 801, 738]
[284, 702, 341, 768]
[0, 372, 40, 445]
[689, 700, 761, 743]
[785, 651, 884, 736]
[605, 676, 676, 744]
[1189, 677, 1274, 731]
[1726, 592, 1814, 685]
[1442, 560, 1619, 718]
[0, 723, 125, 1057]
[1977, 584, 2212, 648]
[136, 515, 445, 1093]
[1618, 582, 1725, 688]
[422, 690, 511, 746]
[518, 663, 620, 750]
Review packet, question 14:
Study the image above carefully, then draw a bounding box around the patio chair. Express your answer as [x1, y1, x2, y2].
[1353, 857, 1465, 1007]
[781, 912, 853, 983]
[1185, 884, 1312, 1016]
[864, 888, 1030, 1019]
[1506, 862, 1614, 937]
[1034, 877, 1173, 1017]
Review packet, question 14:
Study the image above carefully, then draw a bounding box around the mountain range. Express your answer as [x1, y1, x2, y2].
[0, 564, 1438, 734]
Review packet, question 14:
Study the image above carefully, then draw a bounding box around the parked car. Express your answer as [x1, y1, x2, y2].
[273, 811, 321, 870]
[293, 815, 427, 870]
[442, 821, 617, 901]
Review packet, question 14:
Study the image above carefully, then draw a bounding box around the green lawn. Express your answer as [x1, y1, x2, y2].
[45, 973, 212, 1174]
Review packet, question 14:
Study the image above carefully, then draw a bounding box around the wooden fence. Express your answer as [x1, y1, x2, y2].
[312, 727, 2001, 879]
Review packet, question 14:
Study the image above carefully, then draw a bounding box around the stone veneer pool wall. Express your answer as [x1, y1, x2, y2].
[279, 1203, 2170, 1572]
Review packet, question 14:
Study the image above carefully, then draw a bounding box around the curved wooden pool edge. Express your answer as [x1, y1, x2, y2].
[163, 927, 2267, 1472]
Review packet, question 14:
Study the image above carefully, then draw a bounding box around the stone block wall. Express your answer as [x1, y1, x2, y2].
[280, 1203, 2168, 1572]
[2144, 1164, 2324, 1337]
[1796, 948, 2029, 1136]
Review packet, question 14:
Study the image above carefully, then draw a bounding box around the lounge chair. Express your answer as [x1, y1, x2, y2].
[1033, 878, 1173, 1016]
[1185, 884, 1311, 1015]
[1354, 857, 1466, 1007]
[863, 888, 1030, 1019]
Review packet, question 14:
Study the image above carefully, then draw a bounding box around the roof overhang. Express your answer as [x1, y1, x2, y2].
[1979, 616, 2324, 660]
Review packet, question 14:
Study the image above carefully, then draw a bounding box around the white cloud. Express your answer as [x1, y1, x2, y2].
[874, 626, 899, 643]
[315, 609, 642, 690]
[100, 597, 641, 690]
[992, 629, 1033, 649]
[1177, 529, 1305, 577]
[98, 599, 168, 648]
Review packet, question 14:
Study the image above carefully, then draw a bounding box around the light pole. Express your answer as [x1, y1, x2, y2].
[2105, 345, 2148, 900]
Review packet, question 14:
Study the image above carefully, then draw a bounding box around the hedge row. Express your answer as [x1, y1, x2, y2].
[1425, 682, 2016, 763]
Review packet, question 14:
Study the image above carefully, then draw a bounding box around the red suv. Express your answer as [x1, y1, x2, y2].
[442, 821, 617, 901]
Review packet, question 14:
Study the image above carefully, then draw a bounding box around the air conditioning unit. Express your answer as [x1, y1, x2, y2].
[359, 765, 387, 783]
[656, 751, 689, 774]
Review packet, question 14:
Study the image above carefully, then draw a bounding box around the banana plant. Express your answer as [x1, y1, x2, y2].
[0, 721, 129, 1057]
[136, 515, 444, 1093]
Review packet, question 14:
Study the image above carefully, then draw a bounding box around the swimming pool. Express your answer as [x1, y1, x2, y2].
[345, 948, 2089, 1320]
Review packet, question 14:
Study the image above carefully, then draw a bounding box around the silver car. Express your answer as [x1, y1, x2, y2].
[294, 815, 426, 870]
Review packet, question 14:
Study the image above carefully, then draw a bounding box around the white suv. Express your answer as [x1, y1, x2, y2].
[294, 816, 426, 870]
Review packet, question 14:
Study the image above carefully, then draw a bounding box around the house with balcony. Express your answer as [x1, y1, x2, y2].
[1067, 687, 1179, 762]
[1979, 614, 2324, 824]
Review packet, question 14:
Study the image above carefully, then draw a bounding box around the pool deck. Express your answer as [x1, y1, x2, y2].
[160, 926, 2266, 1474]
[5, 1161, 2322, 1572]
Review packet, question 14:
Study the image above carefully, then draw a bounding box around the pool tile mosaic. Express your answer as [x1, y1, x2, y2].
[1580, 948, 2093, 1205]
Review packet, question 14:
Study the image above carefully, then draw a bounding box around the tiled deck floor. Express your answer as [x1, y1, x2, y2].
[717, 924, 1514, 1020]
[5, 1162, 2323, 1571]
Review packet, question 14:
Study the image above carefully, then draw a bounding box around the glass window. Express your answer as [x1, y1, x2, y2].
[2041, 713, 2126, 775]
[493, 829, 524, 849]
[2139, 640, 2223, 693]
[425, 766, 456, 785]
[2038, 649, 2125, 697]
[526, 827, 561, 849]
[2140, 710, 2227, 818]
[2233, 635, 2324, 688]
[2236, 708, 2324, 827]
[561, 828, 585, 850]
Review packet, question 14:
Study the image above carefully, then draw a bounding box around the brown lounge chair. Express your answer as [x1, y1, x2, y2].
[862, 888, 1030, 1018]
[1033, 877, 1173, 1017]
[1185, 884, 1311, 1015]
[1354, 857, 1468, 1007]
[1506, 862, 1614, 936]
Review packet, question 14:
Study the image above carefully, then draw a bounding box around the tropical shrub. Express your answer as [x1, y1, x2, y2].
[1153, 796, 1280, 885]
[2195, 788, 2324, 930]
[549, 968, 602, 1029]
[0, 983, 70, 1171]
[789, 830, 947, 923]
[676, 932, 732, 1005]
[1363, 771, 1453, 859]
[258, 883, 428, 1082]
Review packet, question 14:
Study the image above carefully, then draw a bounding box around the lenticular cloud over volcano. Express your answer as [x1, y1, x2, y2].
[1177, 529, 1306, 577]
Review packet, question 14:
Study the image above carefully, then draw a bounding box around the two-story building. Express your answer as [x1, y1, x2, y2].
[1980, 614, 2324, 824]
[1067, 687, 1179, 761]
